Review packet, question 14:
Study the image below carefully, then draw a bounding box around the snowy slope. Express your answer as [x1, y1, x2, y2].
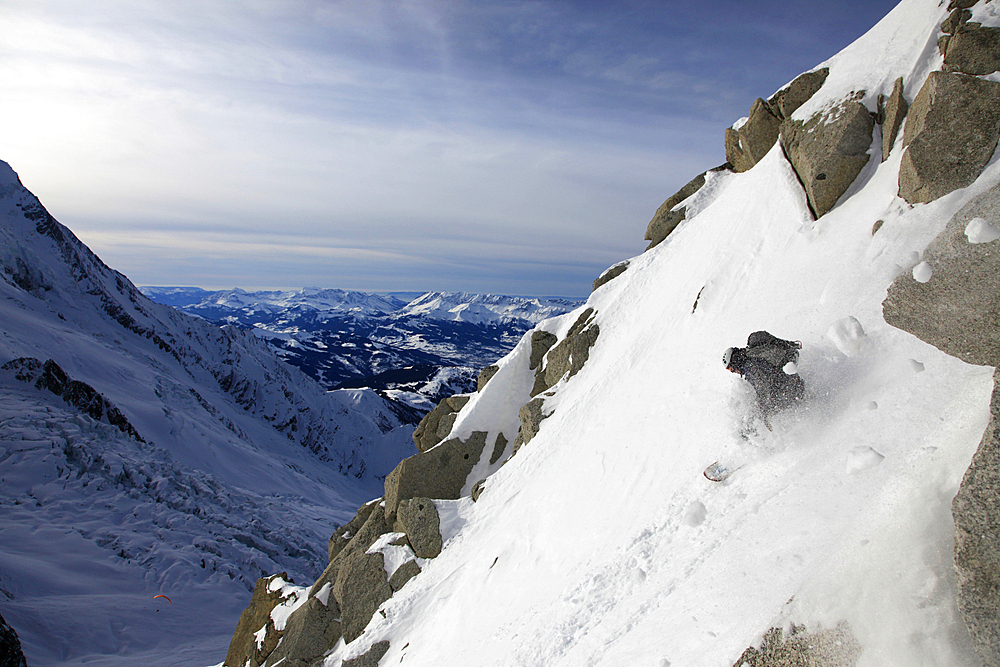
[303, 1, 999, 665]
[0, 163, 417, 666]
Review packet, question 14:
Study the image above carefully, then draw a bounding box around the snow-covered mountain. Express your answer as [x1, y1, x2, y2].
[141, 286, 583, 405]
[217, 1, 1000, 666]
[0, 163, 419, 666]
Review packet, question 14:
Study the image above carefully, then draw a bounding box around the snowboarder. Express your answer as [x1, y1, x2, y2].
[723, 331, 804, 426]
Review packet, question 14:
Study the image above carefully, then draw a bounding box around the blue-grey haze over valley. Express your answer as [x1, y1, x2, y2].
[0, 1, 899, 297]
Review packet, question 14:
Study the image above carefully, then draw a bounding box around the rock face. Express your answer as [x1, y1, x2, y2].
[328, 500, 381, 562]
[592, 260, 629, 291]
[224, 573, 295, 667]
[530, 308, 600, 397]
[512, 396, 549, 454]
[0, 613, 27, 667]
[263, 597, 341, 667]
[732, 623, 862, 667]
[334, 550, 392, 644]
[411, 394, 471, 452]
[342, 641, 391, 667]
[883, 180, 1000, 367]
[779, 96, 875, 219]
[477, 364, 499, 391]
[898, 71, 1000, 204]
[942, 13, 1000, 76]
[953, 368, 1000, 667]
[644, 165, 731, 250]
[879, 77, 908, 162]
[384, 431, 488, 522]
[393, 497, 442, 558]
[725, 68, 830, 174]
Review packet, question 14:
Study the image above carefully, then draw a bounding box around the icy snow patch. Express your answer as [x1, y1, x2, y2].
[964, 217, 1000, 244]
[826, 316, 866, 357]
[270, 584, 309, 632]
[315, 582, 333, 607]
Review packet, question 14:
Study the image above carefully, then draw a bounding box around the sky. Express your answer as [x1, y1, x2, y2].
[0, 0, 901, 298]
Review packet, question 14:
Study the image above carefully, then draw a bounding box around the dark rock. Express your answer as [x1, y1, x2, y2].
[262, 597, 342, 667]
[592, 261, 629, 291]
[881, 77, 908, 162]
[224, 572, 294, 667]
[471, 478, 486, 501]
[727, 98, 783, 172]
[489, 432, 508, 465]
[311, 506, 390, 601]
[768, 68, 830, 120]
[529, 331, 558, 371]
[644, 167, 725, 248]
[329, 501, 380, 562]
[942, 8, 972, 35]
[898, 72, 1000, 204]
[412, 395, 470, 453]
[883, 179, 1000, 366]
[535, 309, 600, 395]
[388, 559, 421, 591]
[394, 497, 442, 558]
[342, 641, 390, 667]
[944, 22, 1000, 75]
[780, 95, 875, 218]
[383, 431, 488, 521]
[0, 612, 27, 667]
[477, 365, 499, 392]
[954, 368, 1000, 666]
[948, 0, 979, 12]
[732, 623, 862, 667]
[334, 551, 392, 644]
[512, 397, 548, 455]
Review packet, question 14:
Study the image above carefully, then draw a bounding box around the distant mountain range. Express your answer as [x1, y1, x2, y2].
[141, 286, 583, 412]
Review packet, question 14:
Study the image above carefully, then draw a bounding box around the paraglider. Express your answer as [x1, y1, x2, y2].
[153, 594, 171, 604]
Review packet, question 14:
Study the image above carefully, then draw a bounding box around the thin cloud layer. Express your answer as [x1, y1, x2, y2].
[0, 0, 899, 296]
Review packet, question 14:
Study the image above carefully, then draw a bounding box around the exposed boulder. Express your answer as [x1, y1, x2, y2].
[880, 77, 908, 162]
[411, 394, 471, 453]
[512, 396, 549, 455]
[898, 71, 1000, 204]
[224, 572, 295, 667]
[342, 641, 391, 667]
[334, 550, 392, 644]
[383, 431, 488, 522]
[311, 505, 390, 601]
[529, 331, 558, 371]
[768, 68, 830, 120]
[532, 308, 600, 397]
[944, 21, 1000, 76]
[953, 368, 1000, 667]
[645, 169, 718, 249]
[329, 500, 380, 562]
[0, 613, 27, 667]
[477, 365, 499, 392]
[593, 260, 629, 291]
[262, 597, 342, 667]
[883, 179, 1000, 366]
[489, 431, 508, 465]
[726, 98, 783, 172]
[393, 497, 442, 559]
[732, 623, 862, 667]
[941, 7, 973, 37]
[388, 559, 421, 591]
[779, 95, 875, 218]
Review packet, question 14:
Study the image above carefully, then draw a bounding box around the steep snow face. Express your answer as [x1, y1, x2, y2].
[0, 162, 416, 666]
[319, 2, 999, 665]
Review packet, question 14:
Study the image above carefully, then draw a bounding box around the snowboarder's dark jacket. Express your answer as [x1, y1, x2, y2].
[724, 331, 804, 416]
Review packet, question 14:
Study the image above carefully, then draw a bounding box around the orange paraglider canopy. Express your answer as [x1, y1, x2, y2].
[153, 595, 171, 603]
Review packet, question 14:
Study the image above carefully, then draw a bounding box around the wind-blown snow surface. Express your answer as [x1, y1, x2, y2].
[310, 3, 999, 665]
[0, 161, 417, 666]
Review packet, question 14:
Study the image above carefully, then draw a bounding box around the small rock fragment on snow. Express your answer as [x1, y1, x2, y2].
[912, 261, 933, 283]
[965, 217, 1000, 244]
